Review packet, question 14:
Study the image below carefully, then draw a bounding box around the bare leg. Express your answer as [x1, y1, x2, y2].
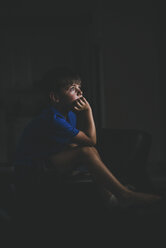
[48, 146, 161, 206]
[84, 147, 114, 202]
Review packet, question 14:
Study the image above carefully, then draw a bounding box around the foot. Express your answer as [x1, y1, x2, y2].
[119, 191, 162, 208]
[105, 184, 136, 208]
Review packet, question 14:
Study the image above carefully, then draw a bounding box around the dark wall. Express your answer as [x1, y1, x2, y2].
[100, 2, 165, 164]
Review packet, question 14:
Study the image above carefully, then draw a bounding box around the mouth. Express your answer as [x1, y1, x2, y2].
[77, 96, 83, 100]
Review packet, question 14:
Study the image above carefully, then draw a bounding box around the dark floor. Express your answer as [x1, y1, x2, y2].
[1, 178, 166, 247]
[5, 196, 166, 247]
[0, 162, 166, 247]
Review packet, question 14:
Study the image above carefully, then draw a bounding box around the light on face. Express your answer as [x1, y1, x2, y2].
[69, 84, 82, 95]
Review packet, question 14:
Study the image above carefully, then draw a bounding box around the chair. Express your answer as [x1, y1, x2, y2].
[97, 128, 153, 191]
[0, 128, 153, 226]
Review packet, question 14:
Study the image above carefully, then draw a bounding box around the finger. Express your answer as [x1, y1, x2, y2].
[74, 99, 82, 107]
[76, 98, 84, 104]
[77, 98, 84, 105]
[82, 97, 87, 103]
[73, 106, 80, 111]
[79, 96, 85, 101]
[75, 101, 83, 108]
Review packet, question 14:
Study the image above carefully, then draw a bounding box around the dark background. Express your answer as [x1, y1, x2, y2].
[0, 0, 165, 179]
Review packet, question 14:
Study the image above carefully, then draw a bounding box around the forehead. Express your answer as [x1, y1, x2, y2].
[71, 82, 81, 87]
[70, 79, 81, 85]
[64, 81, 81, 89]
[59, 81, 81, 94]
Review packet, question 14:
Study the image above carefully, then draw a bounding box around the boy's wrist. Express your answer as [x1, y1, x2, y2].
[79, 106, 91, 114]
[85, 106, 92, 113]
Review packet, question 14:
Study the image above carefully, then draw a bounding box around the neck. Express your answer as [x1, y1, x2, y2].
[52, 104, 69, 119]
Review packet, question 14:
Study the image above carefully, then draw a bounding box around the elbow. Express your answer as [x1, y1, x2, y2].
[89, 134, 97, 146]
[91, 138, 97, 146]
[85, 138, 96, 147]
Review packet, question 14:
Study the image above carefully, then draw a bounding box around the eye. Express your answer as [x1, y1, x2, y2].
[69, 86, 75, 92]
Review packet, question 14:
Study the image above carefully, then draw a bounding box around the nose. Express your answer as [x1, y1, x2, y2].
[77, 87, 82, 96]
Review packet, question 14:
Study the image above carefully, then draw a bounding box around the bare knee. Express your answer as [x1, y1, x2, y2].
[78, 146, 100, 161]
[79, 145, 96, 154]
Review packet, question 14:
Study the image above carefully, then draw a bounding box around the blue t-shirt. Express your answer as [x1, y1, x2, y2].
[14, 105, 79, 163]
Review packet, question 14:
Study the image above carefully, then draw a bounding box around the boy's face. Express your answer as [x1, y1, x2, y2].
[58, 83, 83, 110]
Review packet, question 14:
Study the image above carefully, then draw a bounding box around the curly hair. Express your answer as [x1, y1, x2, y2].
[39, 66, 82, 94]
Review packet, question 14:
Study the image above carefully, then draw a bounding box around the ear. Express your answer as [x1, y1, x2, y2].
[49, 92, 59, 103]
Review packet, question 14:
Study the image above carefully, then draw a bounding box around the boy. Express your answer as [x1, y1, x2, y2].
[14, 66, 161, 208]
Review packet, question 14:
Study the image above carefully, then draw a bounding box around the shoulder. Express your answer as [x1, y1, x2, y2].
[68, 111, 77, 120]
[40, 106, 61, 122]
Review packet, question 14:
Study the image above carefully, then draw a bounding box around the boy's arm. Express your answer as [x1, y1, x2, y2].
[71, 97, 97, 146]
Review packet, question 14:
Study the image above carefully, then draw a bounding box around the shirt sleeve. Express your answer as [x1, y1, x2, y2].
[49, 114, 79, 144]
